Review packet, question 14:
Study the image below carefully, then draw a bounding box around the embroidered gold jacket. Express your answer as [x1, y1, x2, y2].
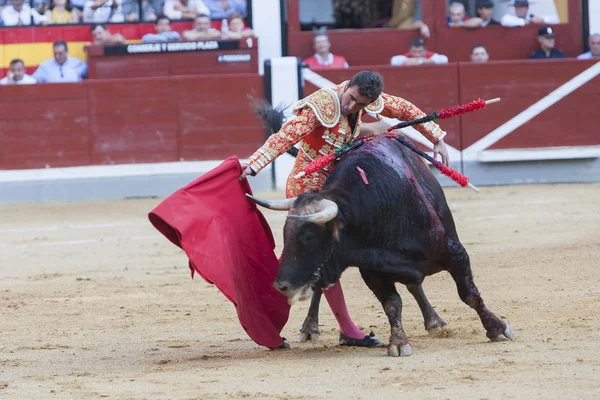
[247, 81, 446, 174]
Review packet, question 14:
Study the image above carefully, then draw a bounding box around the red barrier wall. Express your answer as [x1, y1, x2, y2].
[287, 0, 583, 65]
[0, 74, 264, 170]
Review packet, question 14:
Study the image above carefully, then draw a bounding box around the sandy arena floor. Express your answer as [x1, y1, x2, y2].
[1, 183, 599, 400]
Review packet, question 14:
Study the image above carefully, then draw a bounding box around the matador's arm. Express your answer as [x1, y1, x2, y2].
[378, 92, 446, 144]
[247, 107, 319, 174]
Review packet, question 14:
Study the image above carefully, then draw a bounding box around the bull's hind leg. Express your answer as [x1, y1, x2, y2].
[299, 290, 321, 342]
[360, 270, 412, 357]
[406, 284, 448, 336]
[445, 239, 515, 341]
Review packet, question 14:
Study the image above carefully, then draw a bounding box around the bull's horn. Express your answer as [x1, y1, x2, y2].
[287, 199, 338, 224]
[245, 193, 296, 210]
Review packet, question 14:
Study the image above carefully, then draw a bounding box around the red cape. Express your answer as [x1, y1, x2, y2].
[148, 156, 290, 349]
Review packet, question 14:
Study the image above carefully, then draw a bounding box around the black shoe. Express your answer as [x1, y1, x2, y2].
[339, 331, 383, 347]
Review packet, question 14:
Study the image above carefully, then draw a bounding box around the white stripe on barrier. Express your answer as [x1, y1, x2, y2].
[0, 235, 163, 249]
[302, 69, 462, 160]
[478, 145, 600, 163]
[463, 61, 600, 161]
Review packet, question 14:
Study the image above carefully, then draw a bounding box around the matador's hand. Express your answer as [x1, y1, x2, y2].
[433, 138, 450, 167]
[239, 164, 255, 180]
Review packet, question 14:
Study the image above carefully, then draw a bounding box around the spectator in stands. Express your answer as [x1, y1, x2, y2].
[44, 0, 77, 24]
[391, 37, 448, 66]
[182, 13, 220, 40]
[529, 26, 565, 59]
[578, 33, 600, 59]
[1, 0, 48, 25]
[82, 0, 124, 23]
[164, 0, 209, 21]
[471, 44, 489, 63]
[142, 14, 181, 42]
[447, 2, 468, 27]
[123, 0, 157, 21]
[221, 11, 253, 39]
[90, 23, 126, 44]
[457, 0, 500, 29]
[204, 0, 245, 20]
[0, 59, 37, 85]
[33, 40, 87, 83]
[501, 0, 559, 28]
[385, 0, 431, 38]
[302, 29, 349, 70]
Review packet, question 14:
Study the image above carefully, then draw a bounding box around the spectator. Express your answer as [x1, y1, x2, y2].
[33, 40, 87, 83]
[142, 14, 181, 42]
[182, 13, 220, 40]
[391, 37, 448, 66]
[471, 44, 489, 63]
[82, 0, 124, 23]
[1, 0, 47, 25]
[44, 0, 77, 24]
[578, 33, 600, 59]
[123, 0, 157, 21]
[447, 2, 467, 27]
[0, 59, 37, 85]
[204, 0, 245, 20]
[90, 23, 126, 44]
[302, 29, 349, 70]
[221, 11, 253, 39]
[164, 0, 209, 21]
[459, 0, 500, 28]
[529, 26, 565, 59]
[501, 0, 559, 28]
[385, 0, 431, 38]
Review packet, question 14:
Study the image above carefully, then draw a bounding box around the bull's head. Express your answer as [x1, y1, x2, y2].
[246, 193, 342, 305]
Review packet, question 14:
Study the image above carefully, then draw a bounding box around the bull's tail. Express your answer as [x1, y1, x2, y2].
[249, 97, 298, 157]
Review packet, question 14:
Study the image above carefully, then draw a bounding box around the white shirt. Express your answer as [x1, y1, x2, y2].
[311, 53, 350, 68]
[577, 51, 596, 60]
[0, 74, 37, 85]
[391, 53, 449, 66]
[83, 0, 125, 23]
[164, 0, 210, 20]
[0, 4, 47, 26]
[501, 13, 559, 27]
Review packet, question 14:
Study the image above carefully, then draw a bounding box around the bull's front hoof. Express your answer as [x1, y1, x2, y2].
[427, 325, 453, 338]
[388, 343, 412, 357]
[339, 331, 383, 348]
[299, 330, 320, 343]
[490, 323, 516, 342]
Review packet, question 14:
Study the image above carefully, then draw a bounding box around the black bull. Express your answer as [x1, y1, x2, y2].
[247, 135, 515, 357]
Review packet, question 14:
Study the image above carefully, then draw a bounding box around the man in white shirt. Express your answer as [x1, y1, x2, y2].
[32, 41, 88, 83]
[164, 0, 210, 21]
[0, 59, 37, 85]
[501, 0, 559, 28]
[0, 0, 47, 26]
[577, 33, 600, 59]
[83, 0, 125, 23]
[391, 37, 448, 66]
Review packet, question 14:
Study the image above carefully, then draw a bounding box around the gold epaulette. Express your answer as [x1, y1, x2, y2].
[294, 87, 341, 128]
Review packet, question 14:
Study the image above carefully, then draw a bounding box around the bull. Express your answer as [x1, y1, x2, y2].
[247, 134, 515, 357]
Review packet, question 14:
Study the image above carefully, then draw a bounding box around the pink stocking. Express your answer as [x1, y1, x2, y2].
[322, 281, 366, 339]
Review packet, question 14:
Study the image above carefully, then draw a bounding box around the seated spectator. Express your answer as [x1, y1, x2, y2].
[142, 14, 181, 43]
[44, 0, 77, 24]
[90, 23, 126, 44]
[221, 11, 253, 39]
[1, 0, 47, 25]
[578, 33, 600, 59]
[471, 44, 489, 63]
[164, 0, 209, 21]
[0, 59, 37, 85]
[391, 37, 448, 66]
[385, 0, 431, 38]
[459, 0, 500, 28]
[205, 0, 245, 20]
[529, 26, 565, 59]
[501, 0, 559, 28]
[123, 0, 157, 21]
[182, 13, 220, 40]
[82, 0, 124, 23]
[447, 2, 468, 27]
[302, 29, 349, 70]
[33, 40, 87, 83]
